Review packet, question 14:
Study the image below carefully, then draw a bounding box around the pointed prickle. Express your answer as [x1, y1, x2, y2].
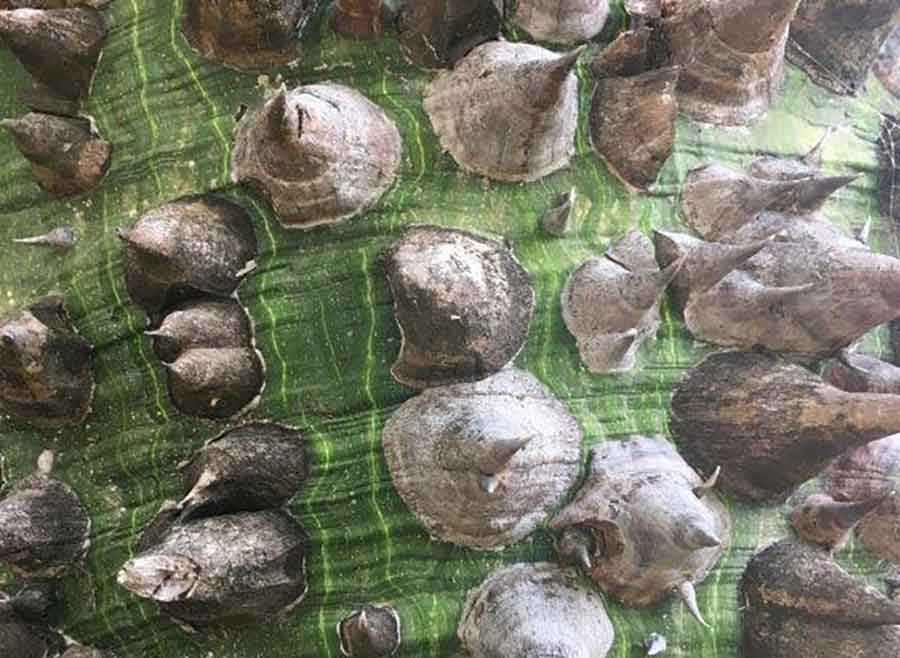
[331, 0, 386, 41]
[0, 8, 106, 106]
[558, 526, 594, 572]
[423, 41, 580, 182]
[146, 298, 253, 363]
[0, 295, 94, 427]
[395, 0, 502, 69]
[478, 473, 500, 495]
[675, 518, 722, 550]
[118, 510, 309, 629]
[677, 581, 709, 628]
[804, 128, 833, 168]
[541, 188, 577, 237]
[693, 466, 721, 499]
[2, 112, 111, 198]
[177, 422, 308, 520]
[13, 226, 76, 252]
[265, 85, 292, 141]
[710, 0, 800, 54]
[769, 173, 860, 213]
[511, 0, 610, 44]
[232, 83, 402, 228]
[644, 632, 667, 656]
[117, 553, 201, 603]
[165, 347, 265, 420]
[338, 604, 401, 658]
[533, 46, 585, 108]
[181, 0, 315, 72]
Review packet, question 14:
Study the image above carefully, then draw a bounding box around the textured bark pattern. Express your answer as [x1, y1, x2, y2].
[669, 350, 900, 501]
[457, 563, 614, 658]
[510, 0, 609, 44]
[423, 41, 580, 182]
[118, 510, 308, 630]
[382, 368, 581, 549]
[0, 2, 893, 657]
[0, 296, 94, 428]
[384, 225, 533, 389]
[181, 0, 316, 71]
[741, 539, 900, 658]
[231, 83, 401, 229]
[551, 436, 729, 609]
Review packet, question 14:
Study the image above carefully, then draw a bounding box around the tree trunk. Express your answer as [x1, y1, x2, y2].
[0, 2, 895, 657]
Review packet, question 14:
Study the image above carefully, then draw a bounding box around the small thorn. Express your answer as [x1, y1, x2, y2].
[13, 226, 76, 252]
[573, 542, 592, 571]
[693, 466, 721, 499]
[36, 449, 54, 476]
[644, 632, 667, 656]
[479, 473, 499, 494]
[541, 188, 577, 237]
[855, 217, 872, 245]
[677, 581, 710, 629]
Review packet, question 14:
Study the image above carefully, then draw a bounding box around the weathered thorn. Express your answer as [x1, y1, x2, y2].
[541, 188, 577, 237]
[644, 632, 667, 656]
[677, 581, 709, 628]
[478, 473, 499, 495]
[693, 466, 721, 499]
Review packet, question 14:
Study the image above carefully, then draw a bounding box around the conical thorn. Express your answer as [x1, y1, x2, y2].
[677, 581, 710, 628]
[693, 466, 721, 499]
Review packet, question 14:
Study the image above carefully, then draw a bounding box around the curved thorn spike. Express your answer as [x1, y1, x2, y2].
[677, 581, 709, 628]
[804, 128, 833, 168]
[693, 466, 721, 499]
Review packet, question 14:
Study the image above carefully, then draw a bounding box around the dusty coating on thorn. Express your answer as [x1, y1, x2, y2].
[510, 0, 610, 44]
[1, 113, 111, 198]
[0, 295, 94, 428]
[741, 538, 900, 658]
[118, 510, 308, 630]
[423, 41, 580, 182]
[457, 563, 614, 658]
[669, 350, 900, 501]
[385, 225, 533, 389]
[181, 0, 316, 72]
[231, 83, 401, 229]
[550, 436, 729, 615]
[562, 230, 680, 373]
[0, 452, 91, 578]
[383, 368, 582, 550]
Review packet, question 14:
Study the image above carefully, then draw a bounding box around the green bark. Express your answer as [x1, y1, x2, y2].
[0, 2, 896, 657]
